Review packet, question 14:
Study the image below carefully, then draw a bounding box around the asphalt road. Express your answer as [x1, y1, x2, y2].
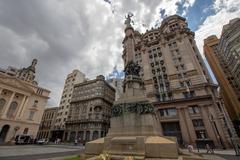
[0, 144, 84, 160]
[0, 150, 82, 160]
[0, 145, 239, 160]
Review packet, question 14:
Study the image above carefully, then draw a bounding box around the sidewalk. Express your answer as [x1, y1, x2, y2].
[181, 149, 236, 155]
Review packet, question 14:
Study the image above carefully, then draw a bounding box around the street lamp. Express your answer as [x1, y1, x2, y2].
[11, 126, 20, 141]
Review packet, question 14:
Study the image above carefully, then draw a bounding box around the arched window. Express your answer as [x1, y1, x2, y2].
[0, 98, 6, 112]
[23, 128, 28, 134]
[7, 101, 18, 118]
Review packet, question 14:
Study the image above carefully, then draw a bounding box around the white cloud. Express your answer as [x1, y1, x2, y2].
[0, 0, 212, 106]
[195, 0, 240, 55]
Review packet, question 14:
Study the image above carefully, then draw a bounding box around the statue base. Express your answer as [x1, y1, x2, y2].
[85, 108, 178, 159]
[85, 135, 179, 159]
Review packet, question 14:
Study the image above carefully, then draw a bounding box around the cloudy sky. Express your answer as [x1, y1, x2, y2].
[0, 0, 239, 106]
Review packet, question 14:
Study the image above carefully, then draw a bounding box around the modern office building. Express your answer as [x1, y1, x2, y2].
[65, 75, 115, 142]
[122, 14, 236, 148]
[204, 18, 240, 134]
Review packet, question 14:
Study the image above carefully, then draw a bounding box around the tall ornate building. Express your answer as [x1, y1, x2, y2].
[0, 59, 50, 143]
[204, 18, 240, 134]
[37, 107, 58, 141]
[52, 69, 87, 141]
[66, 75, 115, 142]
[123, 15, 236, 148]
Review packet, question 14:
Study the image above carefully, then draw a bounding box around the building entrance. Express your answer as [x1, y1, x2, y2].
[161, 122, 183, 145]
[0, 125, 10, 143]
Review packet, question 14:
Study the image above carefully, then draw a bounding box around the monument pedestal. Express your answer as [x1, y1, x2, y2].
[85, 75, 179, 159]
[86, 135, 178, 159]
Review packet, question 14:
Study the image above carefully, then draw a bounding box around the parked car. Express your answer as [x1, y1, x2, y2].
[37, 138, 48, 145]
[15, 135, 34, 145]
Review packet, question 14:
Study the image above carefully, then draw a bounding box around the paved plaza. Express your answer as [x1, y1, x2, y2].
[0, 144, 84, 160]
[0, 144, 240, 160]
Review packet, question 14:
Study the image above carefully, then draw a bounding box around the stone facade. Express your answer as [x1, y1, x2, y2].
[52, 69, 87, 141]
[123, 15, 235, 148]
[204, 18, 240, 124]
[0, 60, 50, 143]
[37, 107, 58, 141]
[65, 75, 115, 142]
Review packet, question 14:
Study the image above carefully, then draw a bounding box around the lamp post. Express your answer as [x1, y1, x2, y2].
[11, 126, 20, 142]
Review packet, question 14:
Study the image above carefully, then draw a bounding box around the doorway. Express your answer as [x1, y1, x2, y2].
[0, 125, 10, 143]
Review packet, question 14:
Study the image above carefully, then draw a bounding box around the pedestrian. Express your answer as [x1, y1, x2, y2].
[187, 144, 193, 153]
[206, 144, 213, 154]
[74, 139, 78, 145]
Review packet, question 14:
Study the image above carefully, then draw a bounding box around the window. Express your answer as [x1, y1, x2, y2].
[180, 82, 184, 87]
[33, 100, 38, 107]
[7, 101, 18, 118]
[188, 105, 200, 114]
[183, 91, 195, 98]
[160, 108, 177, 117]
[28, 111, 35, 120]
[23, 128, 29, 134]
[196, 130, 207, 139]
[192, 119, 204, 127]
[0, 98, 6, 112]
[186, 80, 192, 86]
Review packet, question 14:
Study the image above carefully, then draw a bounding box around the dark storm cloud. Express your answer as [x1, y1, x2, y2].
[0, 0, 192, 106]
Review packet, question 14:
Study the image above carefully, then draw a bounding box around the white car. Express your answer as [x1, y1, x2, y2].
[37, 139, 48, 144]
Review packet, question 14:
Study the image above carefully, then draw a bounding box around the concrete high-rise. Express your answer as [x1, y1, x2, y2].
[122, 15, 236, 148]
[52, 69, 87, 141]
[204, 18, 240, 134]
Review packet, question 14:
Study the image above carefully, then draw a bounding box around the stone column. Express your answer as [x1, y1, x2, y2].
[178, 108, 190, 144]
[1, 91, 15, 118]
[18, 96, 29, 118]
[89, 130, 93, 141]
[98, 130, 101, 138]
[200, 105, 219, 147]
[183, 107, 197, 145]
[83, 131, 86, 141]
[67, 131, 71, 141]
[0, 88, 3, 95]
[16, 95, 26, 118]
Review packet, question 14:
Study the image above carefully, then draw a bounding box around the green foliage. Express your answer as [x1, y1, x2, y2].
[64, 156, 80, 160]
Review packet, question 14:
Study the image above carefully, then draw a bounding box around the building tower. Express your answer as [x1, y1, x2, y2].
[125, 15, 234, 148]
[17, 59, 38, 85]
[52, 69, 86, 141]
[204, 18, 240, 134]
[85, 13, 179, 159]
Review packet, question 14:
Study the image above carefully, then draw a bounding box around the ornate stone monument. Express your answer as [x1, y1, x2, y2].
[85, 13, 179, 159]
